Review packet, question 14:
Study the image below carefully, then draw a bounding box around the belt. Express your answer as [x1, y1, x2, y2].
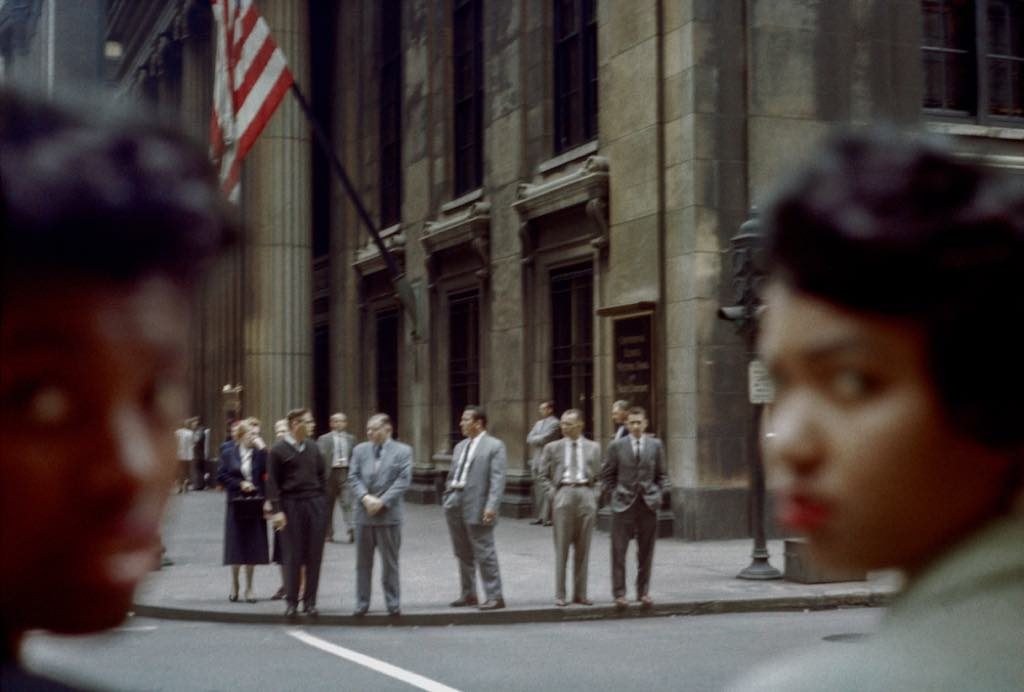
[559, 482, 591, 488]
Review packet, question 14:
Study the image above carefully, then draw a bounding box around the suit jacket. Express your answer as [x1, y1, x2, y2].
[538, 437, 602, 504]
[216, 442, 268, 501]
[317, 430, 356, 472]
[443, 433, 507, 525]
[348, 437, 412, 526]
[526, 416, 561, 473]
[601, 434, 669, 513]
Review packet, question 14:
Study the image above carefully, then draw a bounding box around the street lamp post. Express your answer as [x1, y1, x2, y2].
[718, 208, 782, 580]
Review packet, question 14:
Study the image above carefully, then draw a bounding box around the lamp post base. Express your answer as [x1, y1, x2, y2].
[737, 554, 782, 580]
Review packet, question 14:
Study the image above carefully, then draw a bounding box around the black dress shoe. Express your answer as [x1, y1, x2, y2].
[304, 606, 319, 618]
[352, 607, 368, 617]
[543, 520, 553, 526]
[284, 605, 298, 619]
[449, 596, 479, 607]
[573, 597, 594, 606]
[228, 593, 239, 602]
[271, 586, 286, 600]
[529, 518, 544, 525]
[478, 598, 505, 611]
[387, 609, 401, 617]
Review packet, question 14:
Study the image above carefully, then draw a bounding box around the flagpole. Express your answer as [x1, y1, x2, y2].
[288, 82, 419, 338]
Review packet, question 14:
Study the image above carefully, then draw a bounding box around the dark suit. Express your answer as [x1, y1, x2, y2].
[443, 433, 507, 602]
[216, 443, 269, 565]
[317, 430, 356, 540]
[539, 437, 601, 601]
[348, 437, 412, 613]
[601, 434, 669, 599]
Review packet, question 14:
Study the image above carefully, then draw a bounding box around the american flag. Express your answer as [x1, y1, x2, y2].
[210, 0, 294, 203]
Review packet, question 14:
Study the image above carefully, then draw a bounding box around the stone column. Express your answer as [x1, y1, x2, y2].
[241, 0, 313, 425]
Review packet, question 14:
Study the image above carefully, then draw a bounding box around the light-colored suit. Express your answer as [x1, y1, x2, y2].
[317, 430, 356, 539]
[602, 434, 670, 599]
[348, 437, 412, 612]
[527, 415, 561, 521]
[539, 436, 601, 601]
[443, 432, 507, 602]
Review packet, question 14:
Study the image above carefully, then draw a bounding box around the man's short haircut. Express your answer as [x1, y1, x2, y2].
[286, 408, 311, 427]
[562, 408, 584, 424]
[330, 412, 347, 420]
[541, 400, 555, 412]
[463, 405, 487, 427]
[763, 127, 1024, 448]
[273, 419, 288, 433]
[0, 88, 234, 287]
[244, 416, 262, 429]
[612, 400, 630, 412]
[627, 406, 647, 419]
[368, 413, 392, 428]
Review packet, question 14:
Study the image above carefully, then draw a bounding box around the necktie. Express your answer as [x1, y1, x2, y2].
[634, 439, 641, 462]
[455, 442, 470, 485]
[571, 441, 579, 482]
[373, 444, 382, 477]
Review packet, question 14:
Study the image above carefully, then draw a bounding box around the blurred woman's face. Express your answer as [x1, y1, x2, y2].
[759, 282, 1012, 574]
[1, 278, 185, 636]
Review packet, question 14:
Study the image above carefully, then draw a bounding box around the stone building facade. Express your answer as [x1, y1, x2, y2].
[95, 0, 1021, 539]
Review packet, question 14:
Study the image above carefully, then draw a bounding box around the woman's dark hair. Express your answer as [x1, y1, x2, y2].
[0, 87, 235, 286]
[762, 127, 1024, 448]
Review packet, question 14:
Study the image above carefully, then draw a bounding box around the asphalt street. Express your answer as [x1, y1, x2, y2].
[22, 608, 884, 691]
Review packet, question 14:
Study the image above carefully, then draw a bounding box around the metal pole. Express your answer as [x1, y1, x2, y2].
[288, 81, 418, 337]
[737, 397, 780, 579]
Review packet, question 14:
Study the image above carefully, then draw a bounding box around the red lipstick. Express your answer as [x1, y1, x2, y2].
[778, 494, 832, 533]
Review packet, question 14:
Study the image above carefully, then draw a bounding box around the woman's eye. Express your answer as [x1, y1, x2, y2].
[2, 380, 75, 427]
[831, 370, 871, 400]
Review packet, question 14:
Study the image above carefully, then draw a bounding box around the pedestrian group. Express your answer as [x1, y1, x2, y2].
[206, 400, 669, 618]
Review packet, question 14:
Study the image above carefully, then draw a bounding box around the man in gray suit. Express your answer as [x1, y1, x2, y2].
[348, 413, 411, 616]
[539, 409, 601, 606]
[527, 401, 561, 525]
[443, 406, 507, 610]
[610, 400, 630, 441]
[318, 412, 356, 543]
[601, 406, 669, 610]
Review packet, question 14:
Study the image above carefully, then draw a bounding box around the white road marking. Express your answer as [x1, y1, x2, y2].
[286, 629, 461, 692]
[117, 626, 158, 632]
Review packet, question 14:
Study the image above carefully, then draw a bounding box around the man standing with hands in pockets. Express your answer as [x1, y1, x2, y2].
[318, 412, 356, 543]
[444, 406, 508, 610]
[539, 409, 601, 606]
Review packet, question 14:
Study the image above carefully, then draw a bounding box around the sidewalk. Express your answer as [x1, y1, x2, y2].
[137, 491, 898, 626]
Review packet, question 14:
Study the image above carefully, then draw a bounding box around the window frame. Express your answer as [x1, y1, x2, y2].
[378, 0, 404, 229]
[452, 0, 484, 196]
[553, 0, 598, 154]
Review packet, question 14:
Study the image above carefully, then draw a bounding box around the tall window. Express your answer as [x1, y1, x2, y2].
[448, 291, 480, 446]
[453, 0, 484, 195]
[922, 0, 1023, 121]
[376, 310, 400, 436]
[551, 264, 593, 429]
[554, 0, 598, 153]
[379, 0, 403, 228]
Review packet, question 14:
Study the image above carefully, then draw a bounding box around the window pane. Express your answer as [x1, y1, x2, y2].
[551, 264, 593, 429]
[921, 0, 976, 114]
[449, 292, 480, 447]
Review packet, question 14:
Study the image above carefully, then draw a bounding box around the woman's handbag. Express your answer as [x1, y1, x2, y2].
[230, 492, 265, 518]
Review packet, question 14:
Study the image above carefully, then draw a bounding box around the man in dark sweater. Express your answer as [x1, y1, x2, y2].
[267, 408, 327, 618]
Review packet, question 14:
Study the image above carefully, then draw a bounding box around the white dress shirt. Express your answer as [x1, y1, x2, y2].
[452, 431, 486, 488]
[561, 439, 586, 484]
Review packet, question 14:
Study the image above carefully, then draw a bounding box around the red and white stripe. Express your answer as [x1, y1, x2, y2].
[210, 0, 293, 203]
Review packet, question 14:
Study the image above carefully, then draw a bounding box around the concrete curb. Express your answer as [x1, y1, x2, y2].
[132, 591, 894, 627]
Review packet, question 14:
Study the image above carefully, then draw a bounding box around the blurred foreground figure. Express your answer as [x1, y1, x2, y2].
[0, 88, 231, 689]
[729, 129, 1023, 691]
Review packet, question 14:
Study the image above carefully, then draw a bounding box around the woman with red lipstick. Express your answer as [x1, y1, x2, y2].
[0, 88, 231, 689]
[729, 128, 1024, 691]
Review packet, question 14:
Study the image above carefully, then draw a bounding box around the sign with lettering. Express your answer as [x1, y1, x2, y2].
[613, 313, 655, 432]
[748, 358, 775, 404]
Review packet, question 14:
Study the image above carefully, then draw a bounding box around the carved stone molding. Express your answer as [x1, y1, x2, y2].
[353, 226, 406, 277]
[513, 155, 610, 264]
[421, 201, 491, 284]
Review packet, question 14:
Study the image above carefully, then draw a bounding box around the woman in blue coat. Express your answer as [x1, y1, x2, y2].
[217, 419, 270, 602]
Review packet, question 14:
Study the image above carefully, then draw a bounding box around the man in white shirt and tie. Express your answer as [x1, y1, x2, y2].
[538, 409, 601, 606]
[601, 406, 669, 610]
[443, 406, 508, 610]
[317, 412, 356, 543]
